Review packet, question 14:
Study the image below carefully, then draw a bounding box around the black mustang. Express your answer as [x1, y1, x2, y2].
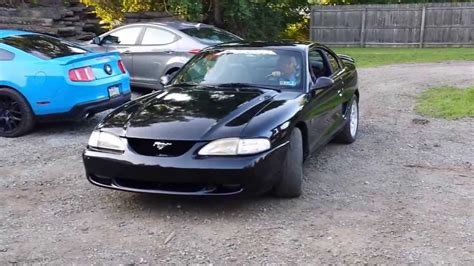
[83, 41, 359, 198]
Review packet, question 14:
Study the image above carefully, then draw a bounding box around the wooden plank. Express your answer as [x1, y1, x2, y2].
[310, 2, 474, 47]
[419, 5, 426, 48]
[360, 8, 366, 47]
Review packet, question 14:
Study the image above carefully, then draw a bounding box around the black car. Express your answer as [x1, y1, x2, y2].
[83, 41, 359, 198]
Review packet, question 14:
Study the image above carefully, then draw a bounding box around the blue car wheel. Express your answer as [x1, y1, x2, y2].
[0, 88, 35, 137]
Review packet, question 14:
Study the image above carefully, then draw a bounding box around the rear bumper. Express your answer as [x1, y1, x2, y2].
[82, 142, 289, 196]
[37, 92, 131, 122]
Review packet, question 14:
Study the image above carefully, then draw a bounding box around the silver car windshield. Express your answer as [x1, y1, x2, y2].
[172, 49, 304, 90]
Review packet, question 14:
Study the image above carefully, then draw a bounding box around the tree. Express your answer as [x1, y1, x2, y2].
[81, 0, 311, 40]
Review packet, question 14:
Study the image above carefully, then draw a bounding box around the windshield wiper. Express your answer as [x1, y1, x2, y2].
[171, 82, 220, 90]
[171, 82, 199, 87]
[217, 83, 281, 93]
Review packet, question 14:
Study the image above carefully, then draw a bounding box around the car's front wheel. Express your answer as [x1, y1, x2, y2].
[273, 127, 303, 198]
[0, 88, 35, 138]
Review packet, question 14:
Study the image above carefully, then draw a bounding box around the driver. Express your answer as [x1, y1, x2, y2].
[268, 55, 299, 86]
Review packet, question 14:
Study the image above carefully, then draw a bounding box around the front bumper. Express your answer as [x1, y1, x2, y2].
[83, 141, 289, 196]
[37, 92, 131, 122]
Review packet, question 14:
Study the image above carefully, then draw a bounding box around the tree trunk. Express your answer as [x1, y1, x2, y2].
[213, 0, 222, 27]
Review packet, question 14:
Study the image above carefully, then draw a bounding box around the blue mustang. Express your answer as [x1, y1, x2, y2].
[0, 30, 131, 137]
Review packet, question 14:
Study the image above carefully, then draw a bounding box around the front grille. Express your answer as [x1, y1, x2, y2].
[127, 138, 195, 157]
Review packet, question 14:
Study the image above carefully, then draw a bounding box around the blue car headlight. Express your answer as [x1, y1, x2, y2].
[88, 131, 125, 152]
[198, 138, 271, 156]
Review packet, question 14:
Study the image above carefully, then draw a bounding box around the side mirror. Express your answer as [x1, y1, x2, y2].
[92, 36, 102, 45]
[312, 77, 334, 91]
[160, 75, 170, 86]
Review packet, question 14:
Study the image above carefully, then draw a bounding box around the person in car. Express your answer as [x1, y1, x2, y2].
[268, 55, 300, 86]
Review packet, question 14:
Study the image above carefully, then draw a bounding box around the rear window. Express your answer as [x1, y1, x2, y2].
[180, 27, 241, 45]
[0, 34, 88, 60]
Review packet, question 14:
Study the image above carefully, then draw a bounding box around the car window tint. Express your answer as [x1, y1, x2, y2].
[103, 27, 142, 45]
[0, 34, 87, 60]
[324, 51, 341, 73]
[0, 48, 15, 61]
[180, 27, 241, 45]
[309, 49, 330, 80]
[141, 27, 177, 45]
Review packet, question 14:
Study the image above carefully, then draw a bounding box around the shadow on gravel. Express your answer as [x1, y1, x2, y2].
[120, 192, 289, 216]
[30, 117, 104, 136]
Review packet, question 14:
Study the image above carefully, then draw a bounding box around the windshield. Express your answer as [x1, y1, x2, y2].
[180, 27, 241, 45]
[0, 34, 88, 60]
[172, 49, 304, 90]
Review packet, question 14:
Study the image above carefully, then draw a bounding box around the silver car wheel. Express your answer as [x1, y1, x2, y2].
[350, 100, 358, 138]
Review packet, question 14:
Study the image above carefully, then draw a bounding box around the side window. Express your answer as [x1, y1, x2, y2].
[324, 51, 341, 73]
[0, 49, 15, 61]
[308, 49, 331, 80]
[141, 27, 178, 45]
[103, 27, 142, 45]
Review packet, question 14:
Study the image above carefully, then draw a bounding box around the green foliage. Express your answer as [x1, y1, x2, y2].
[416, 87, 474, 119]
[203, 0, 311, 40]
[333, 48, 474, 68]
[168, 0, 203, 21]
[81, 0, 165, 27]
[81, 0, 311, 39]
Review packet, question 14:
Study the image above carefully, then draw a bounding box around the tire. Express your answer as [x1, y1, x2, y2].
[334, 95, 359, 144]
[273, 127, 304, 198]
[0, 88, 35, 137]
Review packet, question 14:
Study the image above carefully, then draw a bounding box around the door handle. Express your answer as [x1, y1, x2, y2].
[163, 50, 174, 54]
[122, 50, 131, 54]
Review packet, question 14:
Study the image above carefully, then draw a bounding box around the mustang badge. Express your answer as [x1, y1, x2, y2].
[153, 141, 172, 150]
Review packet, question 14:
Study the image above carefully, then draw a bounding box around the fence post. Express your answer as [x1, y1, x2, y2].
[360, 8, 367, 48]
[419, 5, 426, 48]
[310, 6, 313, 42]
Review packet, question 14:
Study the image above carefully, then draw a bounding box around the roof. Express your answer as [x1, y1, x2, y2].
[120, 21, 216, 30]
[146, 21, 215, 30]
[0, 30, 32, 39]
[210, 41, 316, 50]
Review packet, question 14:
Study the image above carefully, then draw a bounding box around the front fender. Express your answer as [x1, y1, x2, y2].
[241, 92, 307, 146]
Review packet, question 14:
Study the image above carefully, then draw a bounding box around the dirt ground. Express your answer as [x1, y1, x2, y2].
[0, 62, 473, 264]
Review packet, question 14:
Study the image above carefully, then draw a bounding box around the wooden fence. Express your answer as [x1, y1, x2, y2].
[310, 3, 474, 47]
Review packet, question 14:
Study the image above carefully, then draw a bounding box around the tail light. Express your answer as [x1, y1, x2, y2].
[189, 49, 201, 55]
[118, 60, 127, 73]
[69, 66, 95, 82]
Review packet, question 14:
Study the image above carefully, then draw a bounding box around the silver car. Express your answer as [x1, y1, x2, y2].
[84, 21, 242, 89]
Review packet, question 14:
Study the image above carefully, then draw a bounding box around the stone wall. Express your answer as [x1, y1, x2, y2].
[0, 0, 103, 40]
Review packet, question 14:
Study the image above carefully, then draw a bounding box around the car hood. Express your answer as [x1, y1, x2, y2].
[100, 86, 279, 140]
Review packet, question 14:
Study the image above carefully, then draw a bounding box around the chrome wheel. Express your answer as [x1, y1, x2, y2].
[349, 100, 358, 138]
[0, 95, 22, 134]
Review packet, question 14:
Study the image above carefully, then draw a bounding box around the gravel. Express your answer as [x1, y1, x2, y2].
[0, 62, 473, 264]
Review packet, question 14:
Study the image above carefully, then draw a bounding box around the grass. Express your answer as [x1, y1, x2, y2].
[333, 48, 474, 68]
[415, 87, 474, 119]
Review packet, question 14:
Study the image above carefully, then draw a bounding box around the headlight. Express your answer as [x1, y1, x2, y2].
[88, 131, 125, 152]
[198, 138, 271, 156]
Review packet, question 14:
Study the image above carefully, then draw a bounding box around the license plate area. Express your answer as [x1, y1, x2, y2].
[108, 85, 120, 98]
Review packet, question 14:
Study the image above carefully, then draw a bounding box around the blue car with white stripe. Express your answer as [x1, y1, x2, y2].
[0, 30, 131, 137]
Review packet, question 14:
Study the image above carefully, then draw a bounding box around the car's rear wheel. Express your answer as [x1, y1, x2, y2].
[0, 88, 35, 137]
[334, 95, 359, 144]
[273, 127, 303, 198]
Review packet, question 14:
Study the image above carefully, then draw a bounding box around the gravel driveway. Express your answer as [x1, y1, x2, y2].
[0, 62, 473, 264]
